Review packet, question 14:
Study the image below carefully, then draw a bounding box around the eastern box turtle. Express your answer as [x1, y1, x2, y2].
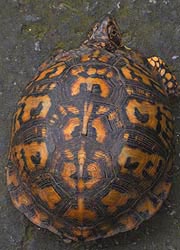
[7, 16, 179, 242]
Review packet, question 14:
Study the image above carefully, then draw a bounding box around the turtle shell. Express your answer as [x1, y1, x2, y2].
[7, 17, 174, 242]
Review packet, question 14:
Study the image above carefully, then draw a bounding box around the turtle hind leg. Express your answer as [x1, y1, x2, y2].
[148, 56, 179, 97]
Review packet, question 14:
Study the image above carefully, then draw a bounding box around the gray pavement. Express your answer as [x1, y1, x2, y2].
[0, 0, 180, 249]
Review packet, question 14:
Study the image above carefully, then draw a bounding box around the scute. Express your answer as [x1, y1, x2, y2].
[7, 16, 178, 242]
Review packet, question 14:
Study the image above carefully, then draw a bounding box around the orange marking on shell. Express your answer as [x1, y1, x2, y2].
[108, 111, 117, 120]
[121, 67, 133, 80]
[97, 68, 107, 75]
[49, 116, 57, 124]
[38, 85, 47, 92]
[123, 133, 129, 140]
[49, 64, 66, 78]
[82, 102, 93, 136]
[118, 214, 138, 231]
[64, 149, 74, 160]
[92, 117, 107, 143]
[49, 82, 57, 90]
[126, 99, 156, 128]
[12, 191, 32, 208]
[63, 117, 80, 140]
[126, 86, 134, 95]
[92, 50, 101, 58]
[32, 186, 61, 209]
[71, 66, 84, 76]
[129, 65, 152, 85]
[59, 105, 67, 116]
[78, 143, 86, 177]
[106, 71, 113, 78]
[77, 178, 85, 192]
[15, 95, 51, 131]
[102, 189, 137, 213]
[100, 223, 112, 233]
[72, 227, 91, 238]
[61, 162, 76, 189]
[41, 128, 47, 137]
[7, 168, 19, 187]
[71, 76, 110, 98]
[118, 146, 164, 178]
[31, 209, 49, 226]
[38, 61, 48, 71]
[52, 114, 58, 120]
[35, 82, 57, 93]
[94, 151, 111, 167]
[126, 99, 173, 148]
[135, 195, 162, 217]
[66, 105, 79, 114]
[36, 63, 66, 81]
[13, 142, 48, 172]
[87, 67, 97, 75]
[98, 55, 110, 62]
[53, 220, 63, 230]
[81, 54, 90, 62]
[96, 105, 109, 114]
[65, 196, 96, 222]
[28, 82, 57, 95]
[49, 119, 55, 124]
[153, 177, 172, 198]
[86, 163, 101, 189]
[10, 151, 24, 176]
[35, 62, 66, 81]
[35, 68, 54, 81]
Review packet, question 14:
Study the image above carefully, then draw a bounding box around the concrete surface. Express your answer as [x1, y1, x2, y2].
[0, 0, 180, 249]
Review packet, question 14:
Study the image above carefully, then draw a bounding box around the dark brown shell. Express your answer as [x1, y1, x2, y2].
[7, 46, 174, 241]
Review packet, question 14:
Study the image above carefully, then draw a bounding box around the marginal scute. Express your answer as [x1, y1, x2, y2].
[64, 197, 97, 222]
[118, 145, 164, 178]
[32, 185, 62, 209]
[102, 189, 137, 213]
[14, 95, 51, 133]
[12, 142, 48, 172]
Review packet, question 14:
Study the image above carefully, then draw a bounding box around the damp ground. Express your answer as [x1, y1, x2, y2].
[0, 1, 180, 249]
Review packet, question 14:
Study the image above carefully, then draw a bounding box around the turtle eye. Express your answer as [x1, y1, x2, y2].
[108, 24, 121, 47]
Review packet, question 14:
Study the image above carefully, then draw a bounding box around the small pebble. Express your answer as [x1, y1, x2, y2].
[163, 0, 170, 4]
[117, 2, 121, 8]
[114, 239, 119, 245]
[149, 0, 157, 3]
[172, 55, 179, 60]
[169, 210, 176, 216]
[167, 246, 176, 250]
[34, 41, 41, 51]
[25, 15, 40, 22]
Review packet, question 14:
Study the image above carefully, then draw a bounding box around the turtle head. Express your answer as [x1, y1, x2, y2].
[83, 15, 122, 51]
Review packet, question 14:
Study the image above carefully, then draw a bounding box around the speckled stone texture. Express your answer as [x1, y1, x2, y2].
[0, 0, 180, 249]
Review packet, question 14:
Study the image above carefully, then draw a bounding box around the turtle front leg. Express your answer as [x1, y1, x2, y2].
[148, 56, 179, 97]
